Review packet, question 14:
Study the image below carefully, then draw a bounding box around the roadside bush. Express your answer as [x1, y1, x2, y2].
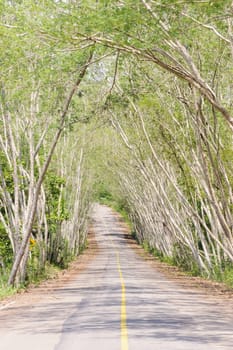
[172, 243, 200, 276]
[0, 224, 13, 269]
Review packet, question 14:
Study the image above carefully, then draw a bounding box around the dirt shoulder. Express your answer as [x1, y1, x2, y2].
[110, 210, 233, 302]
[0, 228, 98, 311]
[124, 231, 233, 301]
[1, 213, 233, 312]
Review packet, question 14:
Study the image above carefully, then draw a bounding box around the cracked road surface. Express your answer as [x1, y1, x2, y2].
[1, 204, 233, 349]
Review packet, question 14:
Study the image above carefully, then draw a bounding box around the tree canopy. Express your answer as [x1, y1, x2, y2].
[1, 0, 233, 287]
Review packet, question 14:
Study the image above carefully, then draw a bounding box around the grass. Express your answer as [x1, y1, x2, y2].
[223, 269, 233, 287]
[0, 270, 17, 300]
[0, 285, 17, 300]
[212, 264, 233, 288]
[0, 263, 62, 301]
[0, 237, 89, 301]
[141, 240, 233, 289]
[142, 241, 175, 266]
[29, 263, 61, 284]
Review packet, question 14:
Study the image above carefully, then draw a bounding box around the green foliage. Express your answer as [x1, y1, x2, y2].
[0, 224, 13, 267]
[48, 235, 73, 268]
[221, 266, 233, 288]
[142, 240, 175, 265]
[93, 180, 113, 202]
[208, 260, 233, 288]
[93, 180, 132, 226]
[26, 259, 61, 286]
[0, 281, 16, 301]
[171, 243, 200, 276]
[1, 0, 233, 290]
[111, 199, 132, 227]
[140, 238, 233, 289]
[45, 172, 69, 224]
[43, 172, 76, 268]
[0, 152, 14, 195]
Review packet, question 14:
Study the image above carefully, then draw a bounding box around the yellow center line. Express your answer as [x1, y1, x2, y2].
[116, 252, 129, 350]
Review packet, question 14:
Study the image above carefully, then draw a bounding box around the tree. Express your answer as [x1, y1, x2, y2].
[2, 0, 233, 286]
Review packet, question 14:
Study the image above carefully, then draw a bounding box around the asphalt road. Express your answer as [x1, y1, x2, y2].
[1, 204, 233, 349]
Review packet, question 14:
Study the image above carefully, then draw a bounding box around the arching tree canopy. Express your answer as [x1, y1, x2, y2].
[1, 0, 233, 286]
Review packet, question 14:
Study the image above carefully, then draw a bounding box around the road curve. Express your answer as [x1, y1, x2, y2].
[1, 204, 233, 349]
